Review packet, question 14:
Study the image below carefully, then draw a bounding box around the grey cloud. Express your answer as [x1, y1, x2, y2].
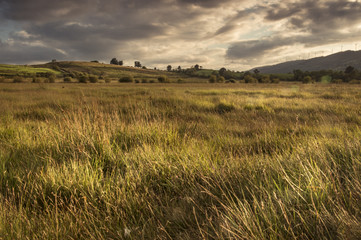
[176, 0, 235, 8]
[226, 37, 291, 60]
[213, 9, 254, 36]
[224, 0, 361, 62]
[265, 1, 361, 33]
[0, 0, 205, 63]
[0, 40, 66, 64]
[0, 0, 232, 22]
[226, 29, 361, 61]
[0, 0, 96, 21]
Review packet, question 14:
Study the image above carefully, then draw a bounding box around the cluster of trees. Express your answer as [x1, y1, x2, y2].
[207, 68, 281, 84]
[110, 58, 123, 66]
[166, 64, 202, 73]
[293, 66, 361, 83]
[110, 58, 145, 68]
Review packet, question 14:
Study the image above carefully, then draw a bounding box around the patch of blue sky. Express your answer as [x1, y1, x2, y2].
[0, 20, 21, 40]
[239, 26, 273, 41]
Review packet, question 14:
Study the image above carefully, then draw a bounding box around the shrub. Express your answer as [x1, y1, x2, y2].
[0, 76, 5, 83]
[119, 76, 134, 83]
[32, 77, 42, 83]
[244, 75, 258, 83]
[229, 79, 236, 83]
[271, 78, 280, 84]
[13, 76, 25, 83]
[78, 75, 88, 83]
[135, 80, 140, 83]
[157, 75, 168, 83]
[349, 79, 361, 84]
[142, 79, 148, 83]
[149, 80, 156, 83]
[302, 76, 314, 84]
[331, 79, 343, 84]
[260, 76, 271, 83]
[217, 76, 225, 83]
[64, 77, 72, 82]
[48, 76, 56, 83]
[209, 75, 217, 83]
[177, 79, 185, 84]
[89, 75, 98, 83]
[104, 78, 111, 83]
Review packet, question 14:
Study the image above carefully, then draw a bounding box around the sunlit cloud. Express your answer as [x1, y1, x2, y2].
[1, 0, 361, 70]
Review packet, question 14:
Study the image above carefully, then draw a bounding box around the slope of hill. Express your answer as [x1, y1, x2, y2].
[31, 61, 203, 82]
[0, 64, 60, 77]
[254, 50, 361, 74]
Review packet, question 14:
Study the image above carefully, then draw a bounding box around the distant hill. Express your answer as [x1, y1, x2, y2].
[0, 61, 209, 83]
[254, 50, 361, 74]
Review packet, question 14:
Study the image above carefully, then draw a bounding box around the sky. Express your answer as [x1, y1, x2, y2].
[1, 0, 361, 70]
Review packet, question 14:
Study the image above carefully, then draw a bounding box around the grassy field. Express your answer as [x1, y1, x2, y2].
[0, 83, 361, 239]
[0, 64, 60, 77]
[33, 61, 203, 83]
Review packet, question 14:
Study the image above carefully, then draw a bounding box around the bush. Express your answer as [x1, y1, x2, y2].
[32, 77, 42, 83]
[271, 78, 280, 84]
[229, 79, 236, 83]
[349, 79, 361, 84]
[89, 75, 98, 83]
[302, 76, 314, 84]
[244, 75, 258, 83]
[13, 76, 25, 83]
[0, 76, 5, 83]
[119, 76, 134, 83]
[78, 75, 88, 83]
[177, 79, 185, 84]
[217, 76, 225, 83]
[48, 76, 56, 83]
[331, 79, 343, 84]
[104, 78, 111, 83]
[142, 79, 148, 83]
[149, 80, 156, 83]
[260, 76, 271, 83]
[135, 80, 140, 83]
[209, 75, 217, 83]
[157, 75, 168, 83]
[64, 77, 72, 82]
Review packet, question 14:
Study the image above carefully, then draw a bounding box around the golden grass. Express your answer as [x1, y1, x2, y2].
[0, 83, 361, 239]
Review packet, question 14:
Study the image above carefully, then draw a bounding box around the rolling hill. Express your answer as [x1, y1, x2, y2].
[254, 50, 361, 74]
[0, 61, 208, 83]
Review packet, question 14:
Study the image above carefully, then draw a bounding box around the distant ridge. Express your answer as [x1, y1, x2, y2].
[254, 50, 361, 74]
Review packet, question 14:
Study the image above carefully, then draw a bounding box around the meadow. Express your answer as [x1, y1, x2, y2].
[0, 64, 60, 77]
[0, 82, 360, 239]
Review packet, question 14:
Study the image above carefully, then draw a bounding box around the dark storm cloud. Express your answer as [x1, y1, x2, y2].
[213, 9, 255, 36]
[226, 29, 361, 61]
[0, 0, 96, 21]
[226, 37, 290, 60]
[0, 39, 66, 64]
[226, 0, 361, 61]
[176, 0, 234, 8]
[0, 0, 212, 62]
[265, 0, 361, 33]
[2, 0, 361, 67]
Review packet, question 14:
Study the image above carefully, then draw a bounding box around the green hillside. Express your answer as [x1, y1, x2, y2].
[0, 64, 60, 77]
[33, 61, 204, 83]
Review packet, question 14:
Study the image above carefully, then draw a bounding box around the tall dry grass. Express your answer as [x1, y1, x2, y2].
[0, 83, 360, 239]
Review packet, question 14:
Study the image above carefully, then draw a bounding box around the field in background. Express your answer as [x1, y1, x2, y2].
[0, 64, 61, 77]
[0, 83, 361, 239]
